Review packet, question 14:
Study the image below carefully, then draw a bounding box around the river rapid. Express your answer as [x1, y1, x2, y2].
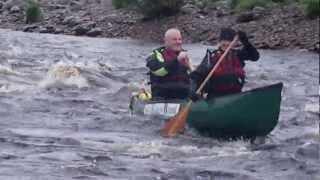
[0, 29, 319, 180]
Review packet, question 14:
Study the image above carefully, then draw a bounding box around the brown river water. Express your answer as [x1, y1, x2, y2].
[0, 29, 319, 180]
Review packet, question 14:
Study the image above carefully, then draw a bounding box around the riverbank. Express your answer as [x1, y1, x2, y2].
[0, 0, 319, 52]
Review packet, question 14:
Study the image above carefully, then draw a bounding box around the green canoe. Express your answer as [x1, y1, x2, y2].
[130, 83, 283, 139]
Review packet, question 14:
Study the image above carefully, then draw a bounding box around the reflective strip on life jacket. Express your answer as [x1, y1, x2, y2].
[155, 50, 165, 62]
[150, 50, 168, 76]
[152, 67, 168, 77]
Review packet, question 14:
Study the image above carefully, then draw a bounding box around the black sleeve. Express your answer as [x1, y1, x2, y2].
[238, 42, 260, 64]
[190, 50, 211, 89]
[146, 54, 179, 74]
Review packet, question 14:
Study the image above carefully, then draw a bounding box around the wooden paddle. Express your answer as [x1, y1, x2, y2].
[160, 35, 239, 138]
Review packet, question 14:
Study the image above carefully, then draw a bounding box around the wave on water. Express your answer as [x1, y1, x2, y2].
[111, 139, 251, 160]
[0, 83, 27, 93]
[0, 63, 17, 76]
[0, 63, 27, 93]
[39, 64, 89, 89]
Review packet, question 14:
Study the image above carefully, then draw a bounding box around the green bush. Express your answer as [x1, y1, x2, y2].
[111, 0, 185, 18]
[271, 0, 286, 2]
[229, 0, 239, 9]
[198, 0, 220, 10]
[301, 0, 320, 18]
[111, 0, 136, 9]
[234, 0, 268, 11]
[136, 0, 185, 18]
[26, 0, 42, 24]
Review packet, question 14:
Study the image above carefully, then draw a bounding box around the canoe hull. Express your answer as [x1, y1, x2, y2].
[130, 83, 283, 139]
[187, 83, 283, 138]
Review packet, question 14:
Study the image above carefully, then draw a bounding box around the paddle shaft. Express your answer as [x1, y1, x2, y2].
[195, 36, 238, 95]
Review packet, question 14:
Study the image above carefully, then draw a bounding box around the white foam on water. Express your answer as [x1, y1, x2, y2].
[0, 62, 30, 93]
[215, 140, 250, 154]
[0, 83, 27, 93]
[0, 48, 16, 59]
[305, 104, 319, 114]
[0, 64, 18, 75]
[38, 151, 83, 162]
[127, 82, 141, 92]
[275, 125, 319, 142]
[114, 139, 251, 160]
[110, 140, 172, 157]
[8, 128, 69, 138]
[122, 140, 164, 156]
[74, 60, 113, 73]
[38, 58, 115, 89]
[184, 140, 252, 160]
[10, 42, 31, 57]
[39, 64, 89, 89]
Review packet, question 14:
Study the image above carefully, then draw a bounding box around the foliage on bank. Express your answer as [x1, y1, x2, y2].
[111, 0, 134, 9]
[301, 0, 320, 18]
[230, 0, 269, 11]
[26, 0, 42, 24]
[230, 0, 319, 18]
[112, 0, 185, 18]
[112, 0, 319, 19]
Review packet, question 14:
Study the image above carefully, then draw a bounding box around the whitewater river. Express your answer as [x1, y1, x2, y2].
[0, 29, 319, 180]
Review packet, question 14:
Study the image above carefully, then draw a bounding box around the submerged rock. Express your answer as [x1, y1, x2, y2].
[9, 5, 21, 13]
[22, 24, 39, 32]
[86, 27, 103, 37]
[39, 25, 56, 33]
[73, 21, 96, 36]
[236, 12, 256, 23]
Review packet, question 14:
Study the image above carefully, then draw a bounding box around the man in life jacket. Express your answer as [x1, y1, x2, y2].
[146, 28, 192, 100]
[190, 28, 260, 100]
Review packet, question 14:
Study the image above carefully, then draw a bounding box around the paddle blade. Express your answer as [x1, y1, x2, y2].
[160, 101, 193, 137]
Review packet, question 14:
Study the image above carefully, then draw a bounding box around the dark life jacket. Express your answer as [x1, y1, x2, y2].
[146, 47, 190, 99]
[207, 49, 245, 96]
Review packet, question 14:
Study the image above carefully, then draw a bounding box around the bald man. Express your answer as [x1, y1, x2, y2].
[146, 28, 192, 100]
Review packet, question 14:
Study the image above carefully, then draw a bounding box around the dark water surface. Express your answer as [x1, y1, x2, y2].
[0, 29, 319, 180]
